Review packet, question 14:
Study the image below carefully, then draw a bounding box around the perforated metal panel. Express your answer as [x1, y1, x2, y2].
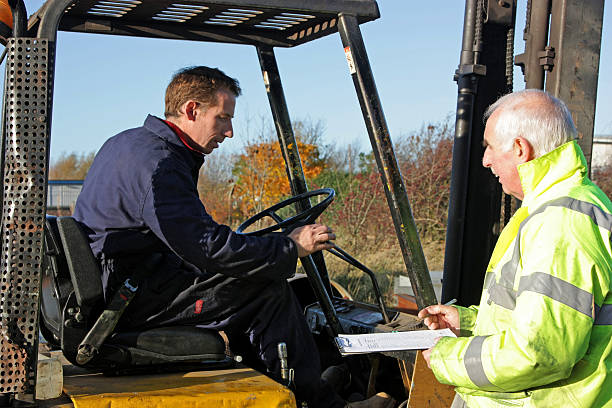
[0, 38, 50, 395]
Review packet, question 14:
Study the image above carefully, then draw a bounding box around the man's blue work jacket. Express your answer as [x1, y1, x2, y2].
[73, 115, 298, 298]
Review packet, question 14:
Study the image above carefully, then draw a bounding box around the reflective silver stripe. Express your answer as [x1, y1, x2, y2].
[483, 271, 495, 291]
[488, 197, 610, 311]
[487, 281, 516, 310]
[495, 199, 561, 290]
[464, 335, 493, 387]
[549, 197, 612, 232]
[545, 198, 612, 324]
[498, 245, 519, 288]
[490, 236, 522, 309]
[518, 272, 593, 318]
[488, 271, 593, 315]
[594, 304, 612, 325]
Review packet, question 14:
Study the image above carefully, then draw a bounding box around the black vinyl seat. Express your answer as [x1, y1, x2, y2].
[40, 215, 230, 373]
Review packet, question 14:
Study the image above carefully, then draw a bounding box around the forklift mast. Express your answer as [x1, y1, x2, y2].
[443, 0, 605, 306]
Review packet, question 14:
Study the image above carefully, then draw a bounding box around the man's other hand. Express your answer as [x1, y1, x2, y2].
[417, 305, 460, 336]
[289, 224, 336, 258]
[422, 337, 442, 368]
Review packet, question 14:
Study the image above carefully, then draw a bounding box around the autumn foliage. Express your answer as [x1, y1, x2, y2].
[232, 139, 324, 215]
[316, 120, 453, 247]
[49, 152, 95, 180]
[592, 164, 612, 200]
[397, 122, 453, 241]
[197, 151, 237, 225]
[195, 119, 327, 223]
[308, 121, 453, 301]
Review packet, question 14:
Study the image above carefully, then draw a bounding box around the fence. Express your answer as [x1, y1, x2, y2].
[47, 180, 83, 215]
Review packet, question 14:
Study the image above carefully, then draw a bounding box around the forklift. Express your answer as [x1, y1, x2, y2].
[0, 0, 605, 406]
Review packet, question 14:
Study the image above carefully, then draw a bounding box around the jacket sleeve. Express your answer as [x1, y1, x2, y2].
[141, 159, 298, 281]
[456, 305, 479, 335]
[430, 208, 599, 392]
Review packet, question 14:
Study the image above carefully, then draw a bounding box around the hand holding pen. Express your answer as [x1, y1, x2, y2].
[417, 298, 459, 336]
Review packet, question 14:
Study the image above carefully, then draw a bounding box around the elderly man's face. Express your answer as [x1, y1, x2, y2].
[482, 111, 525, 200]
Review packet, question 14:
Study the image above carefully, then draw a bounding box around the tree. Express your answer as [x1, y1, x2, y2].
[49, 151, 95, 180]
[316, 119, 453, 245]
[197, 151, 238, 225]
[397, 120, 454, 241]
[313, 120, 453, 303]
[592, 163, 612, 200]
[231, 120, 326, 216]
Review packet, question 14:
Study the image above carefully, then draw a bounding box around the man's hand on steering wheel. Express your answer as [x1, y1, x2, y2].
[288, 223, 336, 258]
[236, 188, 337, 257]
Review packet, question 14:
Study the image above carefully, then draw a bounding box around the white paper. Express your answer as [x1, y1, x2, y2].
[335, 329, 456, 355]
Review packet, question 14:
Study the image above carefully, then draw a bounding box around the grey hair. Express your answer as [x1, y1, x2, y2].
[484, 89, 577, 157]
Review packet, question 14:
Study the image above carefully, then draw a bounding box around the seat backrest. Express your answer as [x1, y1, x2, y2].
[56, 217, 104, 311]
[42, 217, 229, 369]
[40, 216, 72, 344]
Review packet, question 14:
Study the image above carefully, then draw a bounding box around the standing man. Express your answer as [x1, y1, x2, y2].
[73, 66, 346, 408]
[419, 89, 612, 407]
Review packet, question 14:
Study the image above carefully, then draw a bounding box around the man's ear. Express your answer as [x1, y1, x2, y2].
[183, 100, 199, 121]
[513, 136, 535, 163]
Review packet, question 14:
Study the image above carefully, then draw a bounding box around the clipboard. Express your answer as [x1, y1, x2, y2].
[334, 328, 455, 355]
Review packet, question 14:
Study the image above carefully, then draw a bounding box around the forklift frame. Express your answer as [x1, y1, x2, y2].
[0, 0, 436, 400]
[2, 0, 604, 402]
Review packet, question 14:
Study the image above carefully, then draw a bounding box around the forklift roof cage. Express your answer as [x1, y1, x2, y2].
[28, 0, 379, 46]
[0, 0, 437, 399]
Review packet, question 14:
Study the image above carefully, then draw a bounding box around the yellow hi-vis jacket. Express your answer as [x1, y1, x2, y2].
[431, 141, 612, 407]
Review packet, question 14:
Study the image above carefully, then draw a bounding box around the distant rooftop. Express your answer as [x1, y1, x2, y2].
[594, 134, 612, 143]
[592, 136, 612, 169]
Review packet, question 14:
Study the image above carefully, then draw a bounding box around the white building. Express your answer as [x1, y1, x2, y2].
[592, 135, 612, 169]
[47, 180, 83, 215]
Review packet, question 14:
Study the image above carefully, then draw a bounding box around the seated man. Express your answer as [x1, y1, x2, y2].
[73, 66, 346, 408]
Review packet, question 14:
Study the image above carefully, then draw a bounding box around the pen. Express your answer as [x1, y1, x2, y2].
[418, 298, 458, 321]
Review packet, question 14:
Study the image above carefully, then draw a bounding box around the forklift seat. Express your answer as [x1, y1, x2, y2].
[40, 215, 230, 373]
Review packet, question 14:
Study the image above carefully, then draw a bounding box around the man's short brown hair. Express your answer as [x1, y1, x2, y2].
[164, 66, 242, 118]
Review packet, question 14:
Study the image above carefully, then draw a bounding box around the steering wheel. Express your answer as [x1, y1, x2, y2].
[236, 188, 335, 236]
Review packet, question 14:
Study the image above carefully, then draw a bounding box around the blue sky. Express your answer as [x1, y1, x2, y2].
[18, 1, 612, 160]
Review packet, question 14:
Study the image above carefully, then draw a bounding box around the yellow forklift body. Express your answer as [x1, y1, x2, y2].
[63, 367, 295, 408]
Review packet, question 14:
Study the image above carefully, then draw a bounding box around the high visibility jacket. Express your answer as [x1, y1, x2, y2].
[431, 141, 612, 407]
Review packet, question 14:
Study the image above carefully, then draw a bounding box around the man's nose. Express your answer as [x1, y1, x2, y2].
[224, 122, 233, 138]
[482, 148, 491, 168]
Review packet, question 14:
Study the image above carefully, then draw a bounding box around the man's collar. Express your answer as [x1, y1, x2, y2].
[518, 140, 587, 205]
[162, 119, 206, 156]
